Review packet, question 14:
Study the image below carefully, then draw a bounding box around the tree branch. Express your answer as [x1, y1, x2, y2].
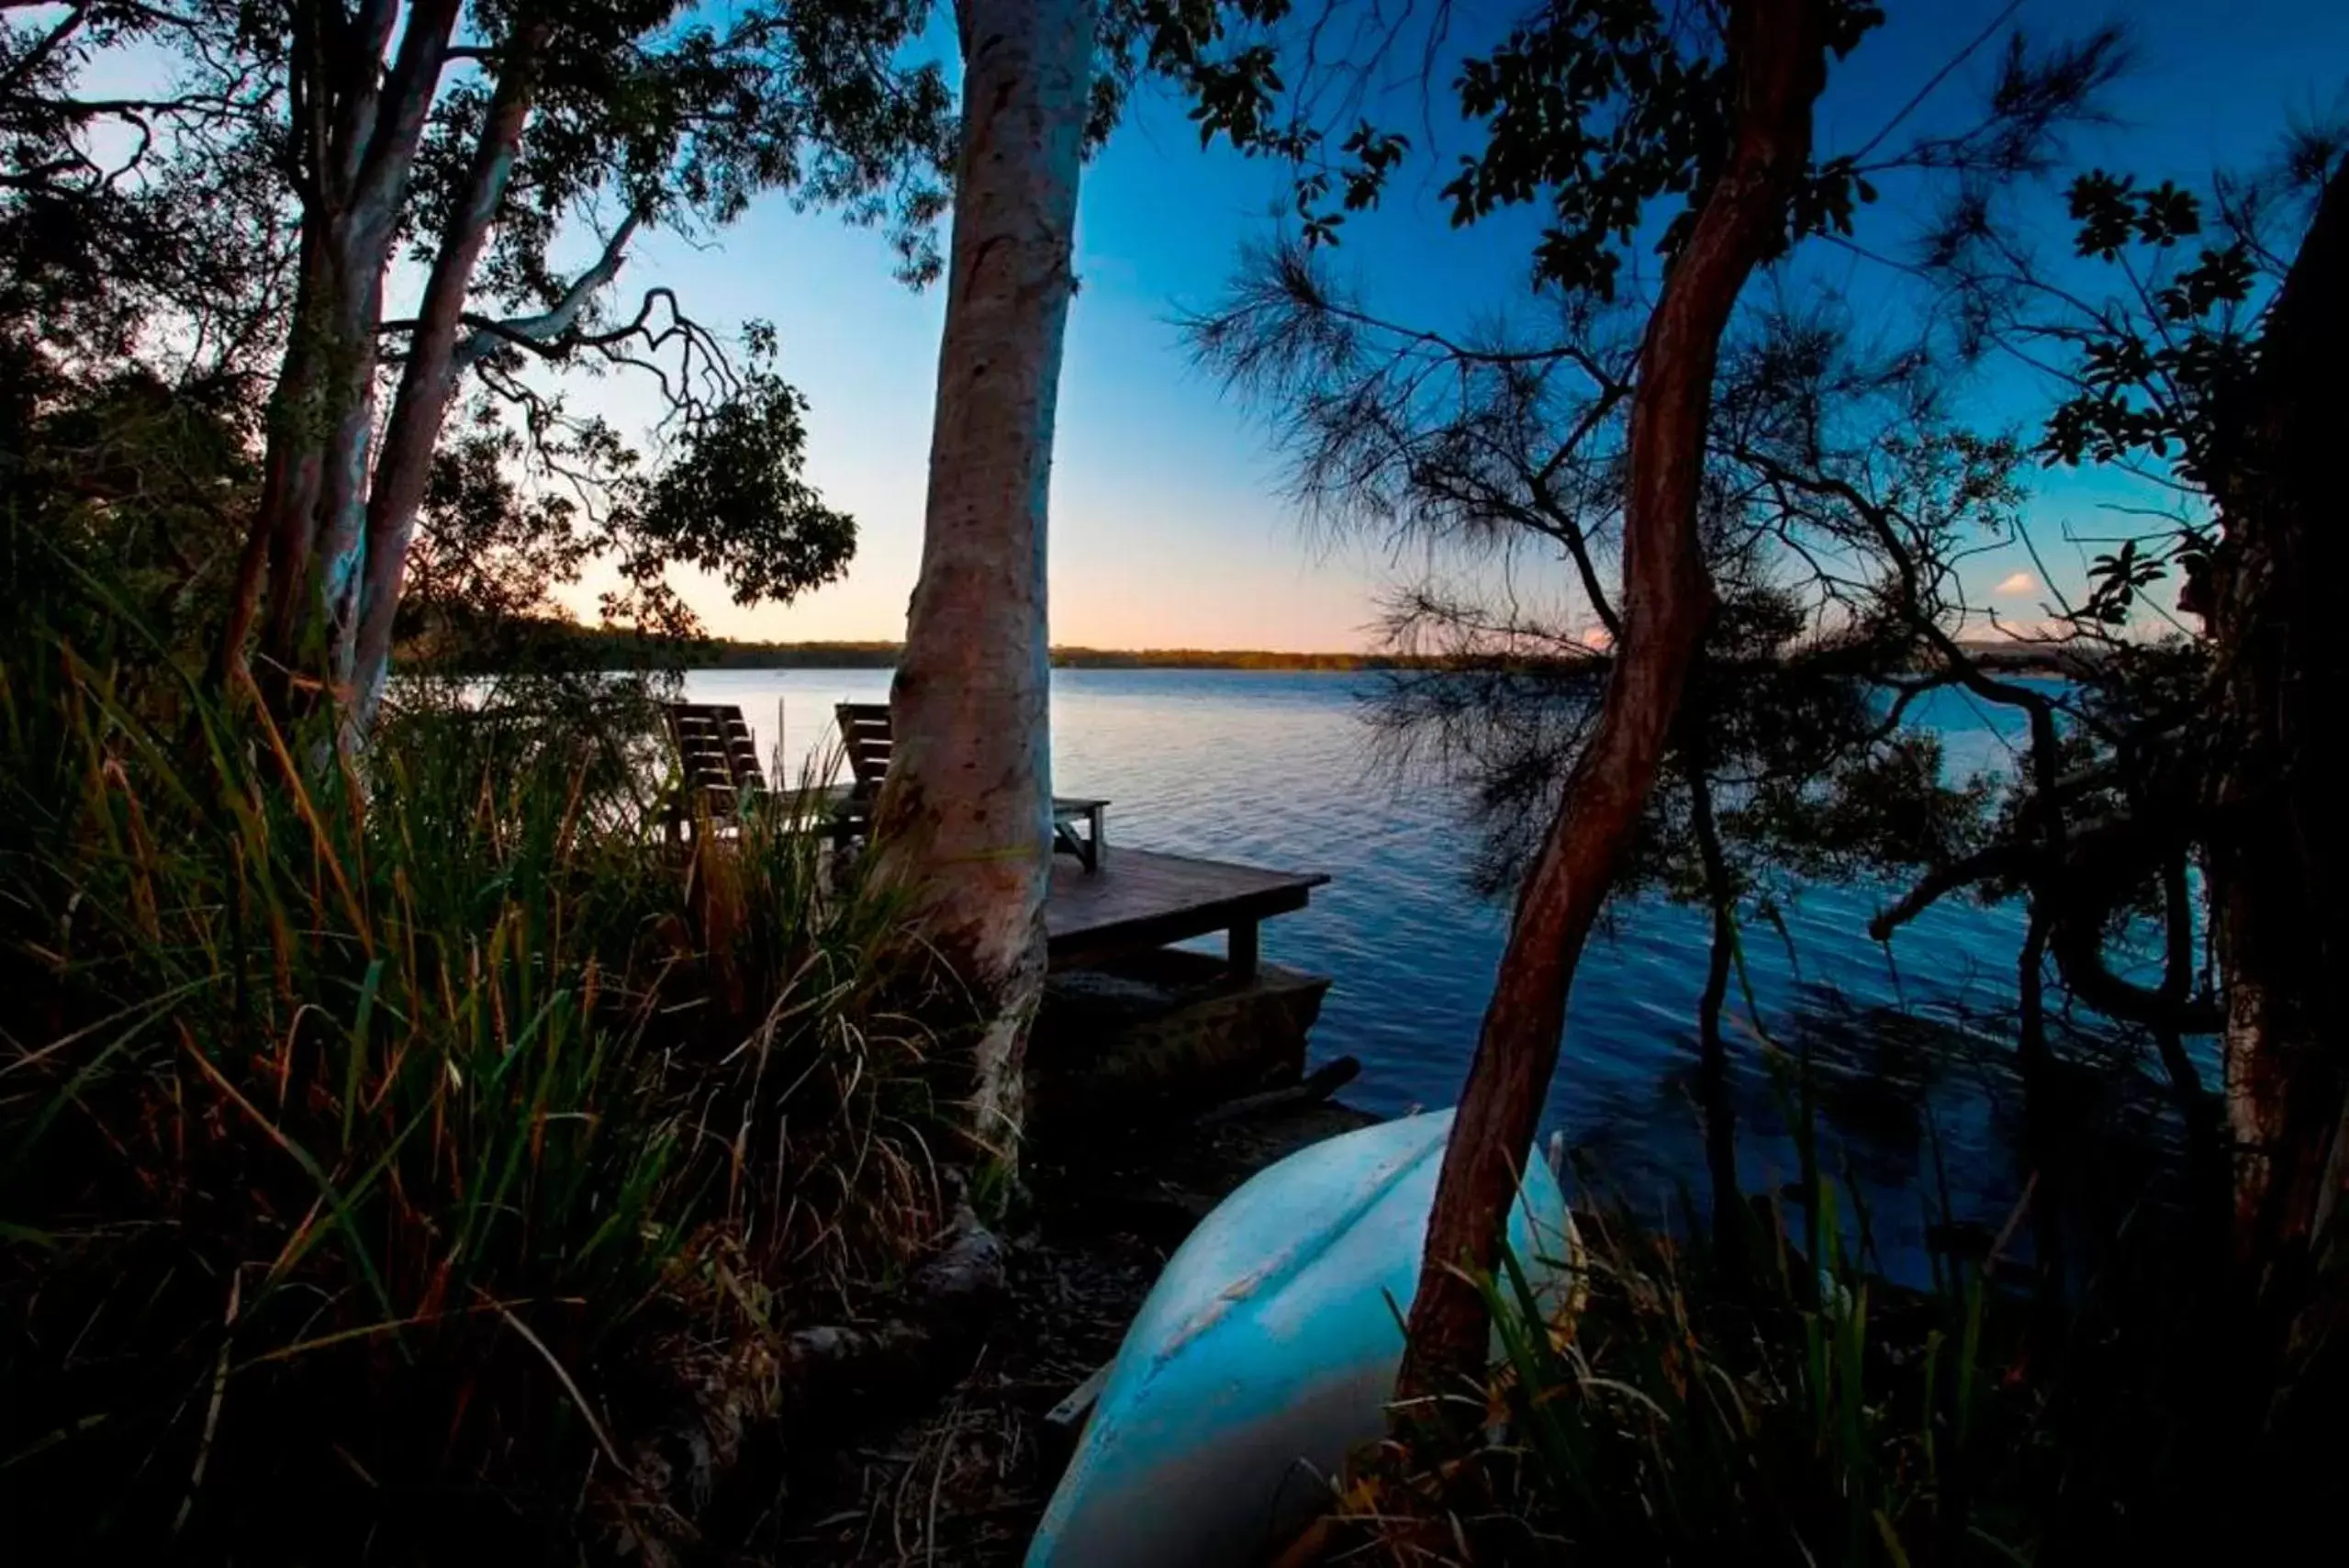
[1870, 844, 2032, 938]
[347, 0, 460, 219]
[448, 210, 645, 368]
[0, 0, 91, 96]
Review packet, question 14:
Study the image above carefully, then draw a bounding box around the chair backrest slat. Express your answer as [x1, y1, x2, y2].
[663, 703, 766, 821]
[836, 702, 892, 790]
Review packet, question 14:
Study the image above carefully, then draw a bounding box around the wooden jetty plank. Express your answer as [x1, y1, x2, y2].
[1046, 847, 1327, 970]
[700, 827, 1323, 972]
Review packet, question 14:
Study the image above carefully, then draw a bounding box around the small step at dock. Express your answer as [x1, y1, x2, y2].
[1035, 847, 1333, 1138]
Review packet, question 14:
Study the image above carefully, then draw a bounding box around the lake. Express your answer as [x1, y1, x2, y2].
[682, 666, 2163, 1279]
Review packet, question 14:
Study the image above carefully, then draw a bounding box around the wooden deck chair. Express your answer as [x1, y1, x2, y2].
[832, 701, 1108, 872]
[662, 701, 766, 839]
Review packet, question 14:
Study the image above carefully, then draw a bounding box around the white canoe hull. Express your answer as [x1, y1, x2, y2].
[1027, 1109, 1576, 1567]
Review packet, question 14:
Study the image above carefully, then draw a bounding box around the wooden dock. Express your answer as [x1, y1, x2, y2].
[1046, 848, 1327, 978]
[670, 761, 1329, 979]
[1033, 849, 1334, 1132]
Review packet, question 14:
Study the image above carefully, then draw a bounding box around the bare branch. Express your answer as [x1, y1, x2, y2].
[446, 210, 644, 368]
[1870, 843, 2031, 937]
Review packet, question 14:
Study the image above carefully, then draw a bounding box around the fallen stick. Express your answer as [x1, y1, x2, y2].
[1193, 1056, 1360, 1126]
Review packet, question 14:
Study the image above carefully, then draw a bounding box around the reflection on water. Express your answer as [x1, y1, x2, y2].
[681, 666, 2192, 1282]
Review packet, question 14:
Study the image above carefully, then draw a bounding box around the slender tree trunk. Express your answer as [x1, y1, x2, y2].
[2153, 852, 2206, 1106]
[219, 224, 330, 696]
[2016, 908, 2067, 1332]
[871, 0, 1094, 1157]
[217, 0, 462, 719]
[296, 248, 394, 703]
[2018, 906, 2051, 1087]
[247, 228, 392, 716]
[2206, 156, 2349, 1364]
[348, 28, 547, 741]
[1393, 0, 1829, 1405]
[1686, 755, 1744, 1278]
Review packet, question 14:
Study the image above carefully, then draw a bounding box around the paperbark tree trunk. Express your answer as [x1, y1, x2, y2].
[871, 0, 1093, 1156]
[2207, 155, 2349, 1361]
[1393, 0, 1829, 1405]
[347, 27, 548, 740]
[215, 0, 462, 718]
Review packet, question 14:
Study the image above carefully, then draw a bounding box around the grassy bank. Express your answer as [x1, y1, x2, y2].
[0, 617, 957, 1558]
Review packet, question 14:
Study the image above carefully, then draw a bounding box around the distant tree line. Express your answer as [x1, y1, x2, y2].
[403, 614, 2089, 676]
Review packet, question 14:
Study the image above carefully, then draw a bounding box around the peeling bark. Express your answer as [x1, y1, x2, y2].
[872, 0, 1094, 1156]
[1394, 0, 1829, 1405]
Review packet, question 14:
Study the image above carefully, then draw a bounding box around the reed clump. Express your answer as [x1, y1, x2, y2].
[1339, 1187, 2026, 1566]
[0, 613, 953, 1559]
[1335, 1120, 2301, 1565]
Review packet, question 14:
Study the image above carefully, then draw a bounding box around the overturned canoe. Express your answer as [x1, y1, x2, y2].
[1027, 1109, 1578, 1567]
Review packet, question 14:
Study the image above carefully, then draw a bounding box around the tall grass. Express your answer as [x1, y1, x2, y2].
[0, 614, 949, 1558]
[1341, 1174, 2031, 1567]
[1540, 1203, 2016, 1561]
[1336, 1041, 2306, 1566]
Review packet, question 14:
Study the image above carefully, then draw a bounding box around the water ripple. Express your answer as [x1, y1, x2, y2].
[686, 666, 2171, 1281]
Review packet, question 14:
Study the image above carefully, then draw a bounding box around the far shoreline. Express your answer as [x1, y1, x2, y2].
[685, 641, 1421, 672]
[421, 622, 2090, 679]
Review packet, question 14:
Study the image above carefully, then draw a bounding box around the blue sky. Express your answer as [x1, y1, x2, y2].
[570, 0, 2349, 650]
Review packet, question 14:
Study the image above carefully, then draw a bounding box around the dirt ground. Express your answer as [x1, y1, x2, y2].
[743, 1100, 1378, 1566]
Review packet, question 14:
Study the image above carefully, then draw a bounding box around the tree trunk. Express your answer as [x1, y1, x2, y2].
[219, 223, 330, 698]
[1393, 0, 1829, 1406]
[231, 0, 408, 700]
[2018, 906, 2051, 1087]
[348, 28, 547, 741]
[1686, 756, 1745, 1278]
[294, 243, 393, 709]
[2015, 908, 2070, 1346]
[215, 0, 461, 719]
[2153, 851, 2206, 1106]
[2207, 155, 2349, 1363]
[871, 0, 1094, 1157]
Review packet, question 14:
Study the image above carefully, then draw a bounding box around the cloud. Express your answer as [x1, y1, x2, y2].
[1992, 570, 2038, 597]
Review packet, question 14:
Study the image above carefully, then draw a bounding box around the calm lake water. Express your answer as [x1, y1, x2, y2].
[682, 666, 2162, 1278]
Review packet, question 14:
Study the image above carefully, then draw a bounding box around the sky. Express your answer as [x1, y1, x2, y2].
[558, 0, 2349, 652]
